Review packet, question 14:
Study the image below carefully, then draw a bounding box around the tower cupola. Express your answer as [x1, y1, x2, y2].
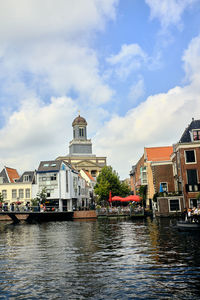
[72, 114, 87, 140]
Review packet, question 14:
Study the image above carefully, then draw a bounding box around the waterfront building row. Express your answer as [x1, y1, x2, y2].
[0, 160, 95, 212]
[130, 118, 200, 216]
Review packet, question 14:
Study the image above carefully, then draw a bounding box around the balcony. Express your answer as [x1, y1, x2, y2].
[185, 184, 200, 192]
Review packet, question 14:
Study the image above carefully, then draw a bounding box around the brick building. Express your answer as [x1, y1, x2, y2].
[130, 146, 174, 208]
[172, 118, 200, 209]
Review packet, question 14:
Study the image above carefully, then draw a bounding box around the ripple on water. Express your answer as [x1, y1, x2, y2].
[0, 218, 200, 299]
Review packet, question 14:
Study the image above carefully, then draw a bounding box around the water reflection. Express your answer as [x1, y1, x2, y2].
[0, 218, 200, 299]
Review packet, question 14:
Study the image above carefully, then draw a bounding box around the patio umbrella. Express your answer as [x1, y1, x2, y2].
[111, 196, 124, 201]
[124, 195, 142, 202]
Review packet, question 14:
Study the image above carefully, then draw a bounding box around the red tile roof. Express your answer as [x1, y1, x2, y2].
[145, 146, 173, 162]
[82, 170, 95, 181]
[5, 167, 20, 183]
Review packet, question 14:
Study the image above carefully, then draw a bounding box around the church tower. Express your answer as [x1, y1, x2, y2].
[56, 114, 106, 178]
[69, 115, 93, 156]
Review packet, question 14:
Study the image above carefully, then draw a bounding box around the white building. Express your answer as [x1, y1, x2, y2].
[33, 160, 81, 211]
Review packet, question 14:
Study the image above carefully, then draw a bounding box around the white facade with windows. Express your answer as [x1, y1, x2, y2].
[32, 160, 89, 211]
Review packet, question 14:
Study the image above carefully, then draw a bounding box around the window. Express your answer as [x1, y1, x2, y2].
[187, 169, 198, 184]
[160, 182, 168, 192]
[189, 198, 200, 208]
[42, 177, 46, 181]
[66, 171, 68, 193]
[2, 190, 7, 200]
[193, 130, 200, 141]
[185, 150, 196, 163]
[25, 189, 30, 198]
[50, 174, 57, 181]
[79, 127, 84, 137]
[43, 163, 49, 167]
[73, 177, 78, 195]
[19, 189, 24, 199]
[50, 163, 56, 167]
[12, 189, 17, 199]
[23, 175, 30, 182]
[169, 199, 180, 212]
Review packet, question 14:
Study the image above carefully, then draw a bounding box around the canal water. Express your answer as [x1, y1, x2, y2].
[0, 217, 200, 299]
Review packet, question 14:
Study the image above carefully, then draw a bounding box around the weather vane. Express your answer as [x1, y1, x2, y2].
[78, 110, 80, 116]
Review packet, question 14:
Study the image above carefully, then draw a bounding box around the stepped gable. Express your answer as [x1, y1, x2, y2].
[179, 119, 200, 143]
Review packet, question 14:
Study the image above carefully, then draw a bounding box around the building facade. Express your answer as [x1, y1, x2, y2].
[0, 167, 34, 207]
[56, 114, 106, 178]
[130, 146, 174, 209]
[172, 118, 200, 209]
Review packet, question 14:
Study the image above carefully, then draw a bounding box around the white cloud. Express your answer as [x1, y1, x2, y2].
[94, 35, 200, 178]
[145, 0, 198, 29]
[107, 43, 147, 79]
[182, 35, 200, 84]
[0, 97, 77, 172]
[0, 0, 117, 110]
[1, 41, 113, 105]
[0, 0, 117, 42]
[0, 0, 118, 174]
[128, 78, 145, 105]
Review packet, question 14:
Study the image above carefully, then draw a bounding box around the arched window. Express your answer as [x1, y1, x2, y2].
[79, 127, 84, 137]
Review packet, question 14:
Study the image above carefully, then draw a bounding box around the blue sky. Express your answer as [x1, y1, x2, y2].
[0, 0, 200, 178]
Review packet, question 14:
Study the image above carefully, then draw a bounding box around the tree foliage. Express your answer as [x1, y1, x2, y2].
[36, 187, 47, 204]
[94, 166, 130, 204]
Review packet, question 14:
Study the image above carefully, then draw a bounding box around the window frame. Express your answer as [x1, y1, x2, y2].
[186, 169, 198, 185]
[168, 198, 181, 212]
[184, 149, 196, 164]
[79, 127, 84, 137]
[25, 188, 30, 199]
[160, 182, 168, 192]
[192, 129, 200, 141]
[19, 189, 24, 199]
[12, 189, 17, 199]
[2, 190, 7, 200]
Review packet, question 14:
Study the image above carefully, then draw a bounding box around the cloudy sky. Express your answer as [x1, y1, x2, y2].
[0, 0, 200, 179]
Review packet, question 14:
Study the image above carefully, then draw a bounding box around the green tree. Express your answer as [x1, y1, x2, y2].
[36, 187, 47, 204]
[94, 166, 130, 204]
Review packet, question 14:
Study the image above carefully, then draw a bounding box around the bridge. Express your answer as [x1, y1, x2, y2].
[0, 211, 74, 223]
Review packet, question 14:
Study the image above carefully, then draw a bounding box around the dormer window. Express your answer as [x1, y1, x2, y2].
[192, 129, 200, 141]
[23, 175, 30, 182]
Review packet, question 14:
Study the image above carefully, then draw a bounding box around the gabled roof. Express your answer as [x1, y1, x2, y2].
[145, 146, 173, 162]
[81, 170, 95, 182]
[4, 167, 20, 183]
[179, 118, 200, 143]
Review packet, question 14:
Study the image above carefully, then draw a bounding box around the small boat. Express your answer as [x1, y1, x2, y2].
[177, 220, 200, 231]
